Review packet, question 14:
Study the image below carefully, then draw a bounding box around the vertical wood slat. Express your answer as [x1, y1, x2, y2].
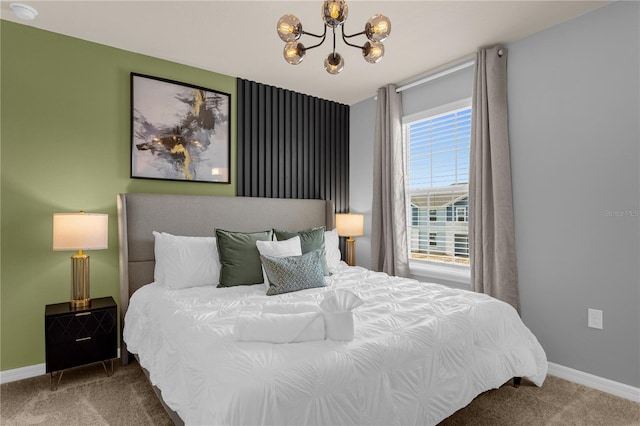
[250, 83, 259, 195]
[284, 90, 292, 199]
[237, 81, 245, 195]
[236, 79, 350, 213]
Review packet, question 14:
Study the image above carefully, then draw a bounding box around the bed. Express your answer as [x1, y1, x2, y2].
[118, 192, 547, 426]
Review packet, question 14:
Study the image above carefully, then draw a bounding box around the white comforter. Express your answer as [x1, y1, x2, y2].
[124, 264, 547, 426]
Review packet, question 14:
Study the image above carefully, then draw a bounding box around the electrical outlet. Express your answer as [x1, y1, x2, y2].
[588, 308, 603, 330]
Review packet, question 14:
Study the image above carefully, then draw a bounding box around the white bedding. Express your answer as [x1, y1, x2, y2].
[124, 263, 547, 426]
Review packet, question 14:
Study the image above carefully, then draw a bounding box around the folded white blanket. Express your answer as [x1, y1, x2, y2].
[234, 312, 325, 343]
[234, 290, 364, 343]
[320, 290, 364, 312]
[321, 290, 364, 341]
[262, 303, 320, 314]
[323, 311, 355, 341]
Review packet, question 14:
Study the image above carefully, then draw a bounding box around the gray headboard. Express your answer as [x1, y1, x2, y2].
[117, 193, 335, 363]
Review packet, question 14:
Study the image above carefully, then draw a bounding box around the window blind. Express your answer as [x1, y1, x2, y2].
[405, 105, 471, 265]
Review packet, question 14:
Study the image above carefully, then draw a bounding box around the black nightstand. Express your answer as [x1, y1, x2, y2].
[45, 296, 117, 390]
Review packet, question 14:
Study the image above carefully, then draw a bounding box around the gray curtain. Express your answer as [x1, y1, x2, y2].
[469, 46, 520, 312]
[371, 85, 410, 277]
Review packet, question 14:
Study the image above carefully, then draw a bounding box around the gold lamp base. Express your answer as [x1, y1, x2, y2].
[70, 251, 91, 308]
[345, 237, 356, 266]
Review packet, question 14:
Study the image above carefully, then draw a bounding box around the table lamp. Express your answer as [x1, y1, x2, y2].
[53, 212, 108, 308]
[335, 213, 364, 266]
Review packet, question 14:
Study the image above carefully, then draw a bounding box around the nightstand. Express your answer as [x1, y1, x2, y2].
[45, 296, 117, 390]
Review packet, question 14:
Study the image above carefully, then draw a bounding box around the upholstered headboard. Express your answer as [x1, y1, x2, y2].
[117, 193, 335, 364]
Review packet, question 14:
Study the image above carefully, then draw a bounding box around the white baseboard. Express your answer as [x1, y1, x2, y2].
[547, 362, 640, 403]
[0, 349, 121, 385]
[0, 363, 46, 384]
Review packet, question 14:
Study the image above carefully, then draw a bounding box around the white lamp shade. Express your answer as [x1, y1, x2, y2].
[53, 213, 108, 251]
[335, 213, 364, 237]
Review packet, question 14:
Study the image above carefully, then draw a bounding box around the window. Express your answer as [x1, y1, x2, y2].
[404, 101, 471, 266]
[455, 206, 467, 222]
[454, 233, 469, 257]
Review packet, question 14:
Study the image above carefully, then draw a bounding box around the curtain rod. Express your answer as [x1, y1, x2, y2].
[396, 54, 476, 93]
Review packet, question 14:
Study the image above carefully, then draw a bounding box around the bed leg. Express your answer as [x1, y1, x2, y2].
[121, 341, 130, 366]
[513, 377, 522, 387]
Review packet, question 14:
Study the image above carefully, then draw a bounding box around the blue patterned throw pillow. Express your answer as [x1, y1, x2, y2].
[260, 250, 326, 296]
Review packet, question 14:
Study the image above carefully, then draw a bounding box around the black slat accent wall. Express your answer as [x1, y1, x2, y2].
[237, 79, 350, 213]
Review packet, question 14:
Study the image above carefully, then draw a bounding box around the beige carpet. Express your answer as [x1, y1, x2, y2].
[1, 361, 171, 425]
[1, 360, 638, 425]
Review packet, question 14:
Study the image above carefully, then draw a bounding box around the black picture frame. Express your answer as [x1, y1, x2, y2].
[130, 73, 231, 183]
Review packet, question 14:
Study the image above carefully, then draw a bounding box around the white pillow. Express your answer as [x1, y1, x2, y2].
[324, 228, 341, 270]
[153, 231, 221, 289]
[256, 236, 302, 290]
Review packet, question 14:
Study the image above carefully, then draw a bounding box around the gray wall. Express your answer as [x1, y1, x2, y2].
[349, 97, 376, 269]
[508, 1, 639, 387]
[349, 1, 639, 387]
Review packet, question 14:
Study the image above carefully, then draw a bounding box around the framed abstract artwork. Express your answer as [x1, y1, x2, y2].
[130, 73, 231, 183]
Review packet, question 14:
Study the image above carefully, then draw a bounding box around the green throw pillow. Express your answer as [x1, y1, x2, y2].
[274, 226, 330, 276]
[215, 228, 273, 287]
[261, 250, 326, 296]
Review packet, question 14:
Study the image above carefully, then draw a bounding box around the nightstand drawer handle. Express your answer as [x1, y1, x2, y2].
[75, 312, 92, 317]
[76, 336, 91, 342]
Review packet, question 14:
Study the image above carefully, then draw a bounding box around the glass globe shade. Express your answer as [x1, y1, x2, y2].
[283, 42, 306, 65]
[277, 14, 302, 42]
[365, 14, 391, 42]
[322, 0, 348, 28]
[324, 52, 344, 75]
[362, 41, 384, 64]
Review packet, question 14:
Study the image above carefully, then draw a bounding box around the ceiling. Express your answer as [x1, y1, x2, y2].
[1, 1, 611, 105]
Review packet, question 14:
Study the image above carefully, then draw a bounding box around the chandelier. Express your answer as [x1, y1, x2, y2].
[277, 0, 391, 75]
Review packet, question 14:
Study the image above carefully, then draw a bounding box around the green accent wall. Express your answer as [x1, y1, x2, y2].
[0, 21, 237, 371]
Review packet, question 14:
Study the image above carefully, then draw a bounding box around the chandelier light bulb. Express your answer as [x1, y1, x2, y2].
[328, 3, 340, 19]
[324, 52, 344, 75]
[283, 42, 306, 65]
[322, 0, 348, 28]
[365, 14, 391, 42]
[277, 14, 302, 42]
[362, 41, 384, 64]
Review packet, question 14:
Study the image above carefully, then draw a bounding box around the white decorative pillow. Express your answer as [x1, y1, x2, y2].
[153, 231, 221, 289]
[256, 236, 302, 290]
[324, 228, 341, 270]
